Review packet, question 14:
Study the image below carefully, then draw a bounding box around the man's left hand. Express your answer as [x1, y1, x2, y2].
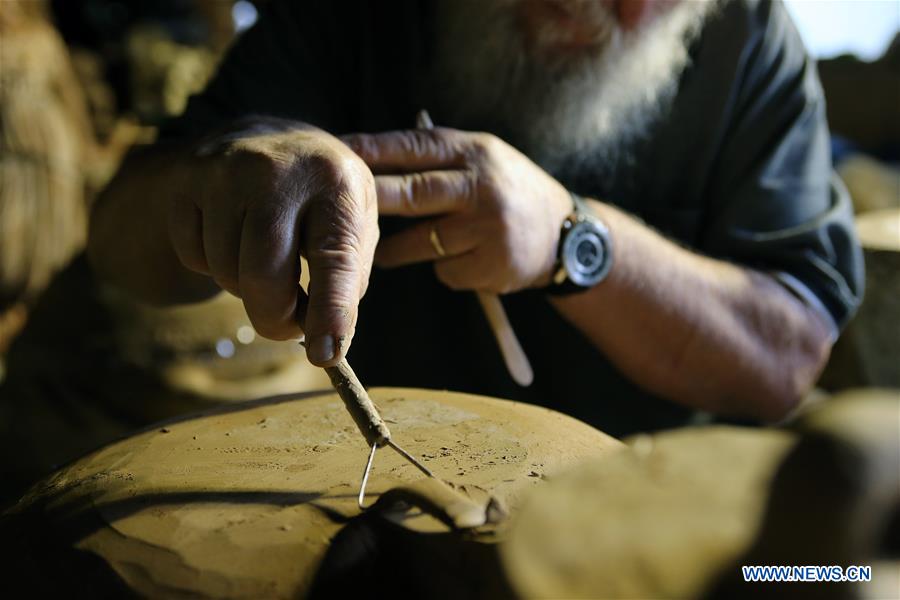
[343, 128, 573, 294]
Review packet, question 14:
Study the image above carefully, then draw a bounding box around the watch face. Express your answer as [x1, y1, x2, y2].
[562, 220, 612, 287]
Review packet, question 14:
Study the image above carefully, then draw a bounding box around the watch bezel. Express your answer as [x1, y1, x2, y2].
[561, 215, 613, 288]
[547, 194, 614, 295]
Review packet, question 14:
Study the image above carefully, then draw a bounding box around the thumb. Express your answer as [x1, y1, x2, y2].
[300, 200, 371, 367]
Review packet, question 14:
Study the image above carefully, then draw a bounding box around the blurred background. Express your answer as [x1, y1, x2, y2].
[0, 0, 331, 493]
[0, 2, 897, 595]
[0, 0, 897, 487]
[785, 0, 898, 60]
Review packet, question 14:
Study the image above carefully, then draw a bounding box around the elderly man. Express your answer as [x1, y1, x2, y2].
[88, 0, 862, 437]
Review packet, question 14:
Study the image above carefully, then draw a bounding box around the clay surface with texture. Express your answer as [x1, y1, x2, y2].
[12, 387, 619, 598]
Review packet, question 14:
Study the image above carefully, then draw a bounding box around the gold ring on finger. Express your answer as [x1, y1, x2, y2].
[429, 225, 447, 257]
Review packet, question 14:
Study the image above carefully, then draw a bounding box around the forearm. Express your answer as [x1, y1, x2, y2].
[549, 200, 833, 422]
[87, 141, 217, 305]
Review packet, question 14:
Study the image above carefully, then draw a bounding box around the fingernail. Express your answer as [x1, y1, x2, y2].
[307, 335, 335, 364]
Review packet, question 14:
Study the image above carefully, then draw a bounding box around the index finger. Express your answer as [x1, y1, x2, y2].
[341, 129, 467, 174]
[375, 170, 477, 216]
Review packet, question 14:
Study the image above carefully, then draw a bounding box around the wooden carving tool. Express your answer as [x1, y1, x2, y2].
[320, 356, 435, 509]
[416, 110, 534, 387]
[298, 338, 433, 509]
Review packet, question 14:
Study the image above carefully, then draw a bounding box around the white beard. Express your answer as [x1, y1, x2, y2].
[430, 0, 721, 173]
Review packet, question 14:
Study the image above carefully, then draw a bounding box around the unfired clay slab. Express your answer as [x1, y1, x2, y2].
[13, 387, 620, 598]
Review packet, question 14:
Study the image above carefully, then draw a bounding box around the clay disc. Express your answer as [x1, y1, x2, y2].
[8, 387, 619, 599]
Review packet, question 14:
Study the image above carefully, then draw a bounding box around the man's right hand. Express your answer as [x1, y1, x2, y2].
[167, 122, 379, 366]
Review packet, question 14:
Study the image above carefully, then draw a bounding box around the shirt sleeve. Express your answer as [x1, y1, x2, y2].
[699, 0, 864, 332]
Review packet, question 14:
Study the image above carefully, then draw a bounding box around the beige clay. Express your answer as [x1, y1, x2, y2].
[500, 390, 900, 599]
[501, 427, 797, 599]
[9, 387, 620, 598]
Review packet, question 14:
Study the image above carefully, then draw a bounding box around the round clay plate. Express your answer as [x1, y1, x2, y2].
[9, 387, 620, 598]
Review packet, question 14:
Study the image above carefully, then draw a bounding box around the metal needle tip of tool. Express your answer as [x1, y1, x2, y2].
[358, 442, 377, 509]
[297, 266, 435, 510]
[357, 440, 435, 510]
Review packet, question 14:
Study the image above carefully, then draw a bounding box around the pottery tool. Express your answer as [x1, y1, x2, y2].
[416, 110, 534, 387]
[299, 339, 434, 508]
[322, 357, 434, 509]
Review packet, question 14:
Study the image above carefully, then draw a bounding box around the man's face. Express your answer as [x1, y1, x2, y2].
[431, 0, 718, 171]
[516, 0, 681, 55]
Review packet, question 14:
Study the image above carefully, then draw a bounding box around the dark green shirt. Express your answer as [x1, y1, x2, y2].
[163, 0, 863, 436]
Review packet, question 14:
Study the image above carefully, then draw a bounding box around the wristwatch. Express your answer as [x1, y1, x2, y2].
[545, 192, 614, 295]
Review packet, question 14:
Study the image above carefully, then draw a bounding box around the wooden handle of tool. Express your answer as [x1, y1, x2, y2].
[477, 292, 534, 387]
[296, 307, 390, 447]
[324, 358, 392, 447]
[416, 111, 533, 388]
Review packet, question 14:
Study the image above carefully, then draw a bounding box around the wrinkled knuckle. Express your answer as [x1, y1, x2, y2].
[481, 132, 501, 150]
[307, 283, 360, 329]
[340, 134, 362, 155]
[462, 171, 480, 211]
[337, 173, 371, 211]
[338, 195, 368, 238]
[307, 283, 354, 307]
[339, 152, 373, 188]
[411, 129, 452, 163]
[309, 182, 362, 222]
[308, 234, 364, 272]
[314, 236, 360, 257]
[304, 152, 346, 189]
[224, 153, 288, 203]
[425, 128, 448, 152]
[226, 145, 283, 177]
[347, 134, 376, 160]
[402, 173, 428, 214]
[358, 160, 376, 190]
[356, 172, 378, 216]
[246, 203, 294, 245]
[470, 133, 498, 159]
[410, 130, 434, 157]
[308, 214, 375, 277]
